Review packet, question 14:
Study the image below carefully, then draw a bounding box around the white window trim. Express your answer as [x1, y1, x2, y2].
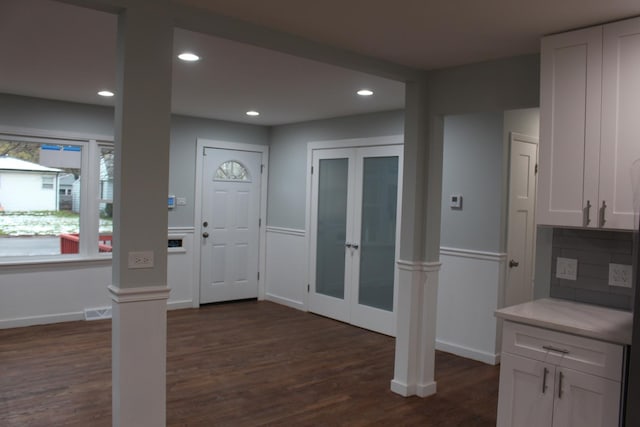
[0, 126, 114, 265]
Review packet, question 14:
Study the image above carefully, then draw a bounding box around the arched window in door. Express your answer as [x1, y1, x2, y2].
[214, 160, 250, 181]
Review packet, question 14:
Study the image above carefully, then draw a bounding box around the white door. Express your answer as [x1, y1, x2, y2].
[497, 353, 555, 427]
[309, 145, 402, 336]
[200, 148, 262, 304]
[505, 133, 538, 307]
[552, 367, 621, 427]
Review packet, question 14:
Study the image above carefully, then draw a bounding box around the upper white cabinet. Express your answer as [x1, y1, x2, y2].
[537, 17, 640, 229]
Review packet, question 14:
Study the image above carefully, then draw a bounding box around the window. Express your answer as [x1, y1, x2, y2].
[215, 160, 250, 181]
[42, 175, 54, 189]
[0, 135, 113, 259]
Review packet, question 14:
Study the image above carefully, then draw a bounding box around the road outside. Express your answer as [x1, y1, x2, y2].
[0, 211, 112, 257]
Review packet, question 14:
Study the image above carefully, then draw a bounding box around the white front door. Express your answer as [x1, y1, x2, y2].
[200, 148, 262, 304]
[309, 144, 402, 336]
[505, 133, 538, 307]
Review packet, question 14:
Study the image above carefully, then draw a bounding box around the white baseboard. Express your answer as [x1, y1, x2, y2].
[0, 311, 84, 329]
[168, 300, 193, 310]
[436, 339, 500, 365]
[265, 293, 305, 311]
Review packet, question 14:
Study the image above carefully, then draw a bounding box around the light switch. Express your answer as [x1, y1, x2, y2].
[556, 257, 577, 281]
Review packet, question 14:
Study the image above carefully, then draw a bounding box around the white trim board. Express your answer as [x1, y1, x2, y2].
[436, 339, 500, 365]
[194, 139, 269, 307]
[440, 247, 507, 262]
[265, 226, 305, 238]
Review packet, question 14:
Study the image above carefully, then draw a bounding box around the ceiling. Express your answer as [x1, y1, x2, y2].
[1, 0, 639, 126]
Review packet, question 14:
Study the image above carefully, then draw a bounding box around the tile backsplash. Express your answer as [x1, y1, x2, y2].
[550, 228, 634, 311]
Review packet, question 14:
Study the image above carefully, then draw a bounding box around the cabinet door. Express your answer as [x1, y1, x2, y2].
[552, 367, 621, 427]
[497, 353, 554, 427]
[537, 27, 602, 227]
[600, 17, 640, 230]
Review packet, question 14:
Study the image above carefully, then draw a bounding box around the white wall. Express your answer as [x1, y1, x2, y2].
[0, 171, 57, 211]
[264, 227, 307, 310]
[436, 249, 506, 364]
[0, 227, 196, 328]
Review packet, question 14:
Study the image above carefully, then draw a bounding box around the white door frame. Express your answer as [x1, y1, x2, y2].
[304, 134, 403, 311]
[193, 138, 269, 307]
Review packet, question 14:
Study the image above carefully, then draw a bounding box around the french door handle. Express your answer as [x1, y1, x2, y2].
[202, 232, 209, 238]
[509, 260, 519, 268]
[345, 242, 352, 248]
[352, 244, 359, 250]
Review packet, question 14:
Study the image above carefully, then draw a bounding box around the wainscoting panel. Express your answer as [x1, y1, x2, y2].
[265, 227, 307, 310]
[436, 247, 507, 365]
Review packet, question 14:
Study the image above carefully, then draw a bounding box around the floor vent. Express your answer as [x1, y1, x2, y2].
[84, 307, 112, 321]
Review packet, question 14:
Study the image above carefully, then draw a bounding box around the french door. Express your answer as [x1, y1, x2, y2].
[309, 145, 402, 336]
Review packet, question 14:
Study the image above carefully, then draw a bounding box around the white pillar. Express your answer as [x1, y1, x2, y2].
[111, 2, 173, 426]
[391, 78, 443, 398]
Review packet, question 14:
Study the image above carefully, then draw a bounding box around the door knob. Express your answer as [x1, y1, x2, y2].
[509, 259, 519, 268]
[202, 232, 209, 238]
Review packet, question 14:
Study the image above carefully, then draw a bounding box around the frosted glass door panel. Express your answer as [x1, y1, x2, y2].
[315, 158, 349, 299]
[358, 156, 398, 311]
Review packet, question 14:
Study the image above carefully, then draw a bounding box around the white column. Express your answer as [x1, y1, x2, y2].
[391, 78, 443, 398]
[111, 2, 173, 426]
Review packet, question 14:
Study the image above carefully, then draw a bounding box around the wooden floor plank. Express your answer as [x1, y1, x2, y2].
[0, 300, 499, 426]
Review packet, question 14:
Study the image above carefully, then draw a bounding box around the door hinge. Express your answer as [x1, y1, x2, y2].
[261, 164, 264, 173]
[203, 147, 206, 156]
[535, 164, 538, 174]
[257, 272, 260, 281]
[259, 218, 262, 227]
[311, 166, 314, 175]
[307, 284, 310, 292]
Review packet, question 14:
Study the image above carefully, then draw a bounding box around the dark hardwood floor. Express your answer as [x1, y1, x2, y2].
[0, 301, 499, 426]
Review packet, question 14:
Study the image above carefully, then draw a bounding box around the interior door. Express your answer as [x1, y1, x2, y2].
[309, 145, 402, 336]
[200, 148, 262, 304]
[505, 133, 538, 307]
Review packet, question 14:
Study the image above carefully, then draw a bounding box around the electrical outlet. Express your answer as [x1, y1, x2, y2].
[609, 263, 632, 288]
[556, 257, 578, 280]
[128, 251, 154, 269]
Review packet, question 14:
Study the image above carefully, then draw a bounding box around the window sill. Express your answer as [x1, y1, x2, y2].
[0, 254, 112, 271]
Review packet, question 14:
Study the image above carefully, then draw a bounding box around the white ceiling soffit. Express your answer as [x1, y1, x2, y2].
[177, 0, 640, 70]
[0, 0, 405, 126]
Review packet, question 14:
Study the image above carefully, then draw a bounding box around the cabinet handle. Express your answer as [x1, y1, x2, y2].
[542, 367, 549, 394]
[584, 200, 592, 226]
[558, 371, 564, 399]
[542, 345, 569, 354]
[600, 201, 607, 227]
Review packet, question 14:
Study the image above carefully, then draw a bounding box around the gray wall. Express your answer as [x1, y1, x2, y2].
[267, 110, 404, 229]
[169, 115, 268, 226]
[549, 228, 634, 311]
[0, 94, 269, 228]
[0, 93, 113, 136]
[440, 112, 504, 252]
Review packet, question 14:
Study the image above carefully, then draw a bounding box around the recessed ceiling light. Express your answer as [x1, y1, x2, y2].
[357, 89, 374, 96]
[178, 52, 200, 62]
[246, 111, 260, 117]
[98, 90, 114, 97]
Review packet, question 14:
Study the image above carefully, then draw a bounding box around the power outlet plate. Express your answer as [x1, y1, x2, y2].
[556, 257, 578, 281]
[128, 251, 154, 269]
[609, 263, 632, 288]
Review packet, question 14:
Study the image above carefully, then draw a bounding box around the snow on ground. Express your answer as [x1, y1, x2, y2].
[0, 212, 112, 236]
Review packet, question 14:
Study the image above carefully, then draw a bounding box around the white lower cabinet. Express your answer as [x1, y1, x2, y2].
[497, 321, 623, 427]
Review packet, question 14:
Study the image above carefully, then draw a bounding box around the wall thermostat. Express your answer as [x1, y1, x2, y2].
[168, 195, 176, 209]
[449, 194, 462, 209]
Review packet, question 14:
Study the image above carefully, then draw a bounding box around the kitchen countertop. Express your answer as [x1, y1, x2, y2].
[495, 298, 633, 345]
